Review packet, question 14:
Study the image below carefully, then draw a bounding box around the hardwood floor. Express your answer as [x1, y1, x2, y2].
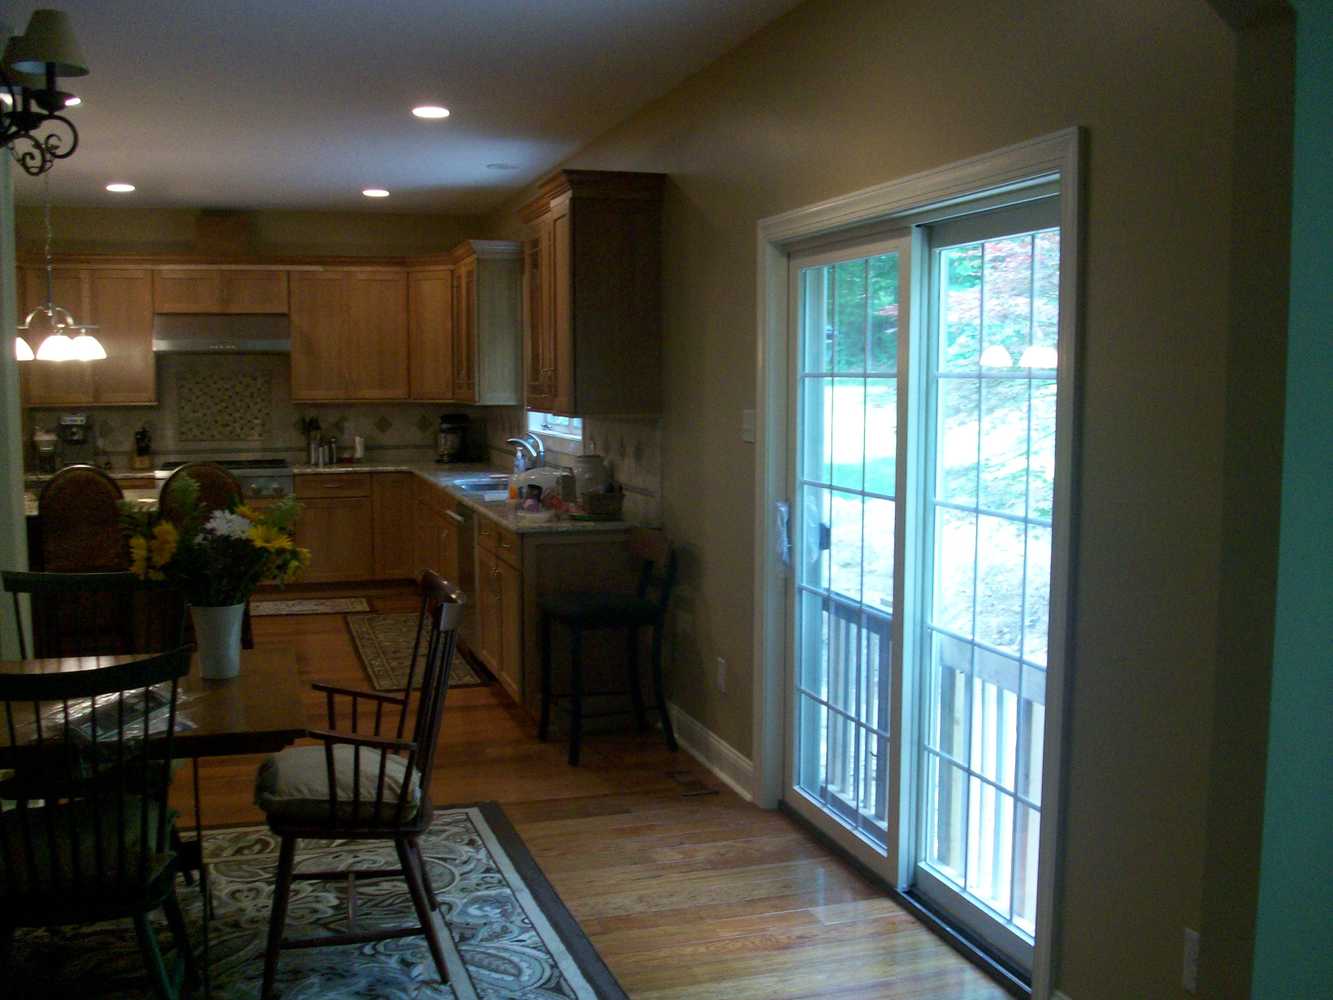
[177, 582, 1009, 999]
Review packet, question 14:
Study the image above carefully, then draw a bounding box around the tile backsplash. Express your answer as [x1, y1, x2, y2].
[27, 354, 487, 467]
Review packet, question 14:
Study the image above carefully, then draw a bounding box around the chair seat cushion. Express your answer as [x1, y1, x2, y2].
[539, 591, 658, 628]
[255, 744, 421, 827]
[0, 797, 175, 900]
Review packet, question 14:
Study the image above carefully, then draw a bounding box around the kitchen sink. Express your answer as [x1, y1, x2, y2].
[451, 475, 511, 494]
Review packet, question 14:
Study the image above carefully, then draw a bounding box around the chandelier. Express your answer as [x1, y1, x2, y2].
[18, 172, 105, 362]
[1, 9, 88, 177]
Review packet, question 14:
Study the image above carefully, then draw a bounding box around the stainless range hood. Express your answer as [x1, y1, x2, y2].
[152, 314, 291, 354]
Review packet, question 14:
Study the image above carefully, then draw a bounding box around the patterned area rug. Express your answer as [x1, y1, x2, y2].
[250, 597, 373, 616]
[9, 804, 625, 999]
[348, 612, 484, 691]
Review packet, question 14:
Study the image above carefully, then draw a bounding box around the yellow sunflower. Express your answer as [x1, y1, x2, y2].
[150, 522, 178, 568]
[129, 535, 149, 578]
[234, 504, 262, 522]
[248, 523, 293, 552]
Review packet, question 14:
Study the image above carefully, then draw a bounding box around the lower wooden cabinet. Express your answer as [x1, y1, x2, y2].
[372, 473, 415, 578]
[294, 496, 374, 582]
[474, 543, 522, 696]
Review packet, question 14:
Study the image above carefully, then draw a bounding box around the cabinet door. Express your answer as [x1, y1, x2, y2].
[408, 269, 455, 400]
[498, 556, 523, 696]
[549, 198, 575, 414]
[221, 270, 288, 313]
[523, 236, 552, 410]
[452, 259, 477, 404]
[346, 271, 409, 399]
[474, 544, 502, 674]
[294, 496, 374, 582]
[20, 267, 94, 405]
[372, 473, 415, 578]
[290, 271, 349, 400]
[88, 269, 156, 404]
[153, 269, 223, 312]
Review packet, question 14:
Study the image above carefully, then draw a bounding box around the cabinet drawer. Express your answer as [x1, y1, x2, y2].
[295, 473, 371, 498]
[476, 516, 520, 567]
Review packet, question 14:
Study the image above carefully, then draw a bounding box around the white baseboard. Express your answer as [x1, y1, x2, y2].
[667, 702, 754, 802]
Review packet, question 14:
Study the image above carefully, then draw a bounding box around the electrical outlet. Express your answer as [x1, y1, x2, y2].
[1182, 928, 1200, 993]
[715, 656, 727, 693]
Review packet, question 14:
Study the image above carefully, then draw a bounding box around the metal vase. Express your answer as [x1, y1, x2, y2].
[191, 603, 245, 680]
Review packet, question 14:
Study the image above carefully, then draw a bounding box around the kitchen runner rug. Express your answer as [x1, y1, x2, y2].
[250, 596, 372, 616]
[9, 803, 627, 1000]
[348, 611, 484, 690]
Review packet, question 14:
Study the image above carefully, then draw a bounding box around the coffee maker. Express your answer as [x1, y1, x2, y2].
[436, 413, 469, 464]
[56, 412, 97, 466]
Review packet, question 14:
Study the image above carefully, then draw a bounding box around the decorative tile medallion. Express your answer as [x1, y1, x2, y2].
[178, 369, 271, 441]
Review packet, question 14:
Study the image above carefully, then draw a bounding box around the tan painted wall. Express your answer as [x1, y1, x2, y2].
[483, 1, 1264, 996]
[13, 206, 481, 257]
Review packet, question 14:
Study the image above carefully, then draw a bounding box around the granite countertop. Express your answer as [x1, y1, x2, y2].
[292, 463, 629, 535]
[25, 463, 629, 535]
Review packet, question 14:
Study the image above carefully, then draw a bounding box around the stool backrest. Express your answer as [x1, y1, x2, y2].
[160, 463, 242, 526]
[630, 528, 676, 615]
[3, 570, 188, 661]
[38, 465, 125, 572]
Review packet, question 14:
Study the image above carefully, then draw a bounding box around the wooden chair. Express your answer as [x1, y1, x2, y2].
[159, 462, 241, 527]
[254, 571, 468, 999]
[37, 464, 125, 572]
[3, 570, 187, 660]
[538, 528, 679, 765]
[0, 647, 197, 999]
[159, 462, 254, 649]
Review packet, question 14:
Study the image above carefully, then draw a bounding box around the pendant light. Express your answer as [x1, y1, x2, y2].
[20, 173, 105, 362]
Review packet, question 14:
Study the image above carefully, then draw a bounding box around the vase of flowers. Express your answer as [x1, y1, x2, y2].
[122, 476, 310, 679]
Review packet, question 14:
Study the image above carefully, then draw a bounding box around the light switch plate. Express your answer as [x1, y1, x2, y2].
[741, 409, 756, 443]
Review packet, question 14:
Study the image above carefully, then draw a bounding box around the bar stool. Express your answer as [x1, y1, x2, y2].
[538, 528, 678, 765]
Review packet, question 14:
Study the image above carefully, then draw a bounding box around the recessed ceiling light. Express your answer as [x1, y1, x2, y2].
[411, 105, 450, 120]
[105, 182, 135, 193]
[362, 188, 390, 198]
[64, 95, 81, 107]
[486, 163, 519, 171]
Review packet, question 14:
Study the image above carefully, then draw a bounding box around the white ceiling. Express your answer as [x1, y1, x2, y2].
[5, 0, 802, 213]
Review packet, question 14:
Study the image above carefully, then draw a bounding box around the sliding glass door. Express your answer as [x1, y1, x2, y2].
[911, 200, 1061, 969]
[786, 236, 909, 876]
[784, 197, 1063, 972]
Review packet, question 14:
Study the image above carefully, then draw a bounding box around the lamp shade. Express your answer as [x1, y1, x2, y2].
[70, 330, 107, 361]
[16, 336, 35, 362]
[35, 331, 75, 361]
[8, 10, 90, 77]
[2, 36, 46, 89]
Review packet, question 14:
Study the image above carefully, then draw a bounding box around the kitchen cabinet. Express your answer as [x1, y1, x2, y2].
[449, 240, 522, 406]
[290, 269, 408, 401]
[411, 479, 465, 585]
[372, 473, 415, 579]
[293, 474, 374, 582]
[293, 496, 374, 582]
[518, 170, 664, 415]
[19, 266, 155, 406]
[407, 267, 455, 401]
[475, 516, 523, 698]
[153, 268, 289, 314]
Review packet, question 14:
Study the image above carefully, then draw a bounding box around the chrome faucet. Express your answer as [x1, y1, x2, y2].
[506, 432, 544, 469]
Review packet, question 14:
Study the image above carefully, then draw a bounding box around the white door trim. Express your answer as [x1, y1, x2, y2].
[752, 127, 1083, 999]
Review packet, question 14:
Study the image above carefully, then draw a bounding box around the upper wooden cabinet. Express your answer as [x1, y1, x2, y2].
[450, 240, 522, 406]
[518, 170, 664, 416]
[290, 269, 408, 401]
[19, 266, 155, 406]
[407, 267, 455, 401]
[153, 268, 289, 314]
